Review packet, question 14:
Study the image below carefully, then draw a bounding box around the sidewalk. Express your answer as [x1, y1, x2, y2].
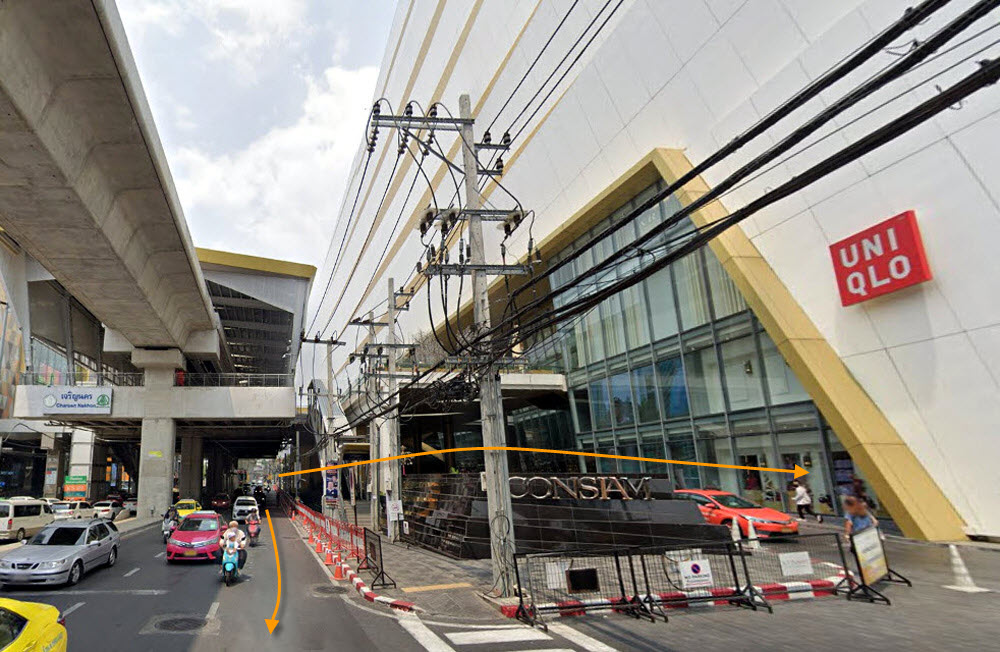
[351, 539, 506, 621]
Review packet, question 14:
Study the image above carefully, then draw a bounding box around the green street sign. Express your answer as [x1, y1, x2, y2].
[64, 475, 87, 484]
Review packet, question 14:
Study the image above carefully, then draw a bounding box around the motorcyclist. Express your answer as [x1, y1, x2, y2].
[219, 520, 248, 569]
[246, 508, 262, 543]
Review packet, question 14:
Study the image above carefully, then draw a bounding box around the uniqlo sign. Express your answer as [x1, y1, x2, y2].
[829, 211, 932, 307]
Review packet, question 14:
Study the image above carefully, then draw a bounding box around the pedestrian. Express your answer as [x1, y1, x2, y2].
[842, 495, 878, 539]
[792, 481, 823, 522]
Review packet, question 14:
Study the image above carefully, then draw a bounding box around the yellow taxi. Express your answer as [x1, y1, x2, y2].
[173, 499, 202, 518]
[0, 598, 67, 652]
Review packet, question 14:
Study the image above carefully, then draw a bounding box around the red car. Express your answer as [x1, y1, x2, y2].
[165, 511, 225, 562]
[675, 489, 798, 537]
[209, 493, 231, 510]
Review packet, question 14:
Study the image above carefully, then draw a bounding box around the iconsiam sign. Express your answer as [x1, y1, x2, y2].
[509, 476, 653, 501]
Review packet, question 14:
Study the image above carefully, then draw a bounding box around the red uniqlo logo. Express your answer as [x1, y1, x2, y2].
[829, 211, 932, 307]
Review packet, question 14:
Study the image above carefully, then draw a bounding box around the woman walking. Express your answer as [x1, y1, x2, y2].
[792, 481, 823, 522]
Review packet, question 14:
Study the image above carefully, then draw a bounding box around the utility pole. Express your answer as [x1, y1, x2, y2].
[385, 277, 402, 542]
[459, 93, 517, 596]
[366, 312, 380, 532]
[327, 341, 348, 523]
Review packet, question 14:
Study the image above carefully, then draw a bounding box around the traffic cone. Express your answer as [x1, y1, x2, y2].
[746, 520, 761, 550]
[730, 519, 741, 543]
[324, 547, 335, 566]
[308, 530, 314, 544]
[333, 561, 345, 581]
[943, 544, 989, 593]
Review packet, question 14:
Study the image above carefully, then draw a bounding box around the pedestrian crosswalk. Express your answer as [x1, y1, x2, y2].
[396, 614, 618, 652]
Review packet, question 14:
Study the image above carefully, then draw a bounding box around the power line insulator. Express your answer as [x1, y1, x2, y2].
[501, 131, 511, 146]
[483, 130, 492, 145]
[495, 157, 504, 173]
[404, 102, 414, 117]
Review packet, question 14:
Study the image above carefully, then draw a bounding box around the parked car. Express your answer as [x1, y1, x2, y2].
[0, 500, 55, 542]
[209, 493, 231, 510]
[165, 512, 225, 562]
[51, 501, 96, 521]
[0, 520, 120, 587]
[6, 497, 36, 502]
[674, 489, 798, 537]
[122, 497, 137, 515]
[0, 598, 67, 652]
[92, 501, 123, 521]
[231, 497, 258, 522]
[172, 500, 201, 518]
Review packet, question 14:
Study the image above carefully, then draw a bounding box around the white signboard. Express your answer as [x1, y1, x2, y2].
[778, 551, 814, 577]
[386, 499, 404, 521]
[852, 527, 888, 585]
[679, 559, 713, 589]
[402, 521, 409, 535]
[39, 387, 112, 415]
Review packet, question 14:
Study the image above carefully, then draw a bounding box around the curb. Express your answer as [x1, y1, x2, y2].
[498, 576, 845, 619]
[287, 508, 420, 614]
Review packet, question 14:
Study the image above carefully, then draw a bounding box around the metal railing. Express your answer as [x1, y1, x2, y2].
[176, 373, 293, 387]
[18, 371, 145, 387]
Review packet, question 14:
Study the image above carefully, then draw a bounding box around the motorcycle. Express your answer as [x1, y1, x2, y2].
[247, 520, 261, 547]
[161, 513, 178, 544]
[221, 540, 240, 587]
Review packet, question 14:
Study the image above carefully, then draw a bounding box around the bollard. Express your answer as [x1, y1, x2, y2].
[943, 544, 989, 593]
[730, 519, 741, 543]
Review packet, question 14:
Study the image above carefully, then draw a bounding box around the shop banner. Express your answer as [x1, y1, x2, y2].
[852, 527, 888, 585]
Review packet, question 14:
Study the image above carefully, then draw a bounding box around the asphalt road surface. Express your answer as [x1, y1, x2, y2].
[0, 495, 612, 651]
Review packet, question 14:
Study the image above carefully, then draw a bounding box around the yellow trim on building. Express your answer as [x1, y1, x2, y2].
[195, 248, 316, 280]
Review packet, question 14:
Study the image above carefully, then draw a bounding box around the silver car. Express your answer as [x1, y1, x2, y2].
[0, 520, 120, 587]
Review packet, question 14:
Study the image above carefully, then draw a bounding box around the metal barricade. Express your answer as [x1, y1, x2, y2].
[734, 532, 854, 600]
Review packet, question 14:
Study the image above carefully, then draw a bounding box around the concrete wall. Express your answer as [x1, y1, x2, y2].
[314, 0, 1000, 537]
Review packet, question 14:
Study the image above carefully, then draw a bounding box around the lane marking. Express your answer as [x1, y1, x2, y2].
[61, 602, 85, 618]
[154, 552, 165, 559]
[402, 582, 473, 594]
[396, 613, 454, 652]
[446, 628, 551, 645]
[123, 567, 140, 577]
[15, 589, 167, 596]
[547, 623, 619, 652]
[207, 601, 220, 619]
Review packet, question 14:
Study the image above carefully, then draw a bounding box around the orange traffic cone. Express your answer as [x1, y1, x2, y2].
[315, 539, 323, 554]
[324, 548, 335, 566]
[333, 562, 345, 581]
[308, 530, 314, 544]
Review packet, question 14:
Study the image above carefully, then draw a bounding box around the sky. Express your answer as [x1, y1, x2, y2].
[115, 0, 398, 270]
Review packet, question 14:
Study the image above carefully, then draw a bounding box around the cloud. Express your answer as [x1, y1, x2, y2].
[117, 0, 310, 82]
[168, 64, 378, 268]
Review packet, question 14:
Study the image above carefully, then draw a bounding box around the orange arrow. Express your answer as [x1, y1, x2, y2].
[264, 509, 280, 634]
[278, 446, 807, 480]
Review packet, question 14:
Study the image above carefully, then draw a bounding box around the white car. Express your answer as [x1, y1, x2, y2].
[92, 501, 123, 520]
[52, 501, 96, 521]
[122, 498, 137, 515]
[232, 497, 258, 522]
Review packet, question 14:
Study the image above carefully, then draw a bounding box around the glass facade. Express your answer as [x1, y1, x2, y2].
[543, 181, 886, 518]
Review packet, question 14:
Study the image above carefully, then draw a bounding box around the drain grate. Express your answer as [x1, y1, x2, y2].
[312, 584, 348, 597]
[155, 617, 207, 632]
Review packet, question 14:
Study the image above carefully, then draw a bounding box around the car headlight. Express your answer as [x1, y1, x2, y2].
[38, 560, 68, 569]
[193, 539, 216, 548]
[168, 538, 182, 546]
[0, 560, 12, 569]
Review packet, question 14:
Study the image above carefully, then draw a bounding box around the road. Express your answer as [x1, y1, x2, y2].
[0, 495, 611, 651]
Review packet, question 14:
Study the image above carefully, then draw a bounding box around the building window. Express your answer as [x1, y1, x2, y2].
[589, 378, 612, 431]
[609, 371, 635, 427]
[655, 356, 689, 419]
[632, 365, 659, 423]
[720, 335, 766, 411]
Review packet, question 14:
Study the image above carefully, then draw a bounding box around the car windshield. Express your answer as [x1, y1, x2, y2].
[29, 527, 85, 546]
[178, 518, 219, 532]
[235, 500, 255, 507]
[176, 502, 196, 509]
[51, 503, 72, 511]
[712, 494, 760, 509]
[94, 502, 110, 507]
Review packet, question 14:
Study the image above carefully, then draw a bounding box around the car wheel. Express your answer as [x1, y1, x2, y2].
[107, 546, 118, 567]
[67, 561, 83, 586]
[14, 529, 24, 542]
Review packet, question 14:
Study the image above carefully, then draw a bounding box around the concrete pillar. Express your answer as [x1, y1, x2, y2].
[40, 431, 67, 499]
[137, 418, 175, 518]
[179, 435, 203, 501]
[133, 348, 184, 518]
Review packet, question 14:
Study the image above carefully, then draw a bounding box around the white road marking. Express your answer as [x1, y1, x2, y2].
[206, 601, 220, 619]
[18, 589, 167, 596]
[547, 623, 619, 652]
[445, 628, 551, 645]
[123, 567, 140, 577]
[396, 613, 455, 652]
[154, 552, 165, 558]
[61, 602, 85, 618]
